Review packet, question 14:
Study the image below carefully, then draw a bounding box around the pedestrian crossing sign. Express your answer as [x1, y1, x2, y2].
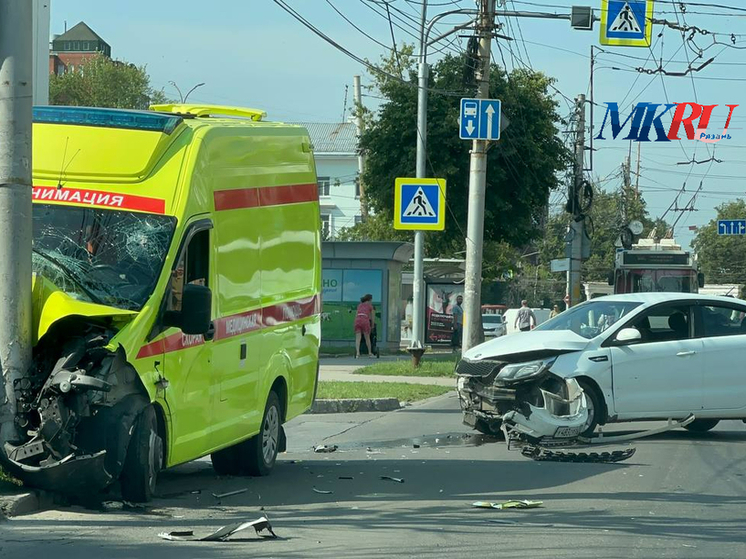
[600, 0, 654, 47]
[394, 178, 446, 231]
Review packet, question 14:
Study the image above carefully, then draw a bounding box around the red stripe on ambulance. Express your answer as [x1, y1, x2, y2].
[33, 186, 166, 214]
[136, 295, 319, 359]
[213, 183, 318, 211]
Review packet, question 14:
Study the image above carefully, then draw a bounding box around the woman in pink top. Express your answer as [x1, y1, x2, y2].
[354, 293, 375, 358]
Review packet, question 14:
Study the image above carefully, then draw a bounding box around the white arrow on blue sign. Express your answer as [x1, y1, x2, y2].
[718, 219, 746, 236]
[459, 98, 501, 141]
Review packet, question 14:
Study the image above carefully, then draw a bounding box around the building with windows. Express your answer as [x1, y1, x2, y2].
[295, 122, 362, 239]
[49, 22, 111, 75]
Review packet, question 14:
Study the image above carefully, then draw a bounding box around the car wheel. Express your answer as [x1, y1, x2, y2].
[210, 445, 242, 476]
[474, 418, 502, 436]
[578, 380, 602, 438]
[120, 405, 163, 503]
[241, 391, 282, 476]
[683, 419, 720, 433]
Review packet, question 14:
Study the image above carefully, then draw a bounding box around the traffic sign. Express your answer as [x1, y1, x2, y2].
[718, 219, 746, 236]
[550, 258, 570, 273]
[600, 0, 654, 47]
[394, 178, 446, 231]
[459, 98, 502, 141]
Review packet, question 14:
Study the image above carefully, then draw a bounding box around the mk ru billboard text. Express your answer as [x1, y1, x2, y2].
[595, 102, 739, 143]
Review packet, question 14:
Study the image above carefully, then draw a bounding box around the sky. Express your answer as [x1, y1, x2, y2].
[51, 0, 746, 251]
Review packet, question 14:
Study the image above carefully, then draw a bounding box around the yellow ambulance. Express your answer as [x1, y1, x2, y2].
[2, 104, 321, 501]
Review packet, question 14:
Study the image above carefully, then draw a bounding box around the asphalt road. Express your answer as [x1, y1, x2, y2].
[3, 391, 746, 558]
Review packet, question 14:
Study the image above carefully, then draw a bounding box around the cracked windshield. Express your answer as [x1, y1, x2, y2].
[3, 1, 746, 558]
[32, 204, 175, 310]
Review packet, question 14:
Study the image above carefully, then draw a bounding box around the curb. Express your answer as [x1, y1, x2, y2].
[0, 490, 54, 518]
[309, 398, 401, 414]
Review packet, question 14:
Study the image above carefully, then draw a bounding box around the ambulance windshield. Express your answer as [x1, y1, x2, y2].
[32, 204, 176, 311]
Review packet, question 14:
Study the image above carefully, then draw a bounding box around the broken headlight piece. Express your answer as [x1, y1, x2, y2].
[496, 357, 556, 383]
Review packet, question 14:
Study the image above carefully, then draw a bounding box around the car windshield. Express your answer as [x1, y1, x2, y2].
[534, 300, 642, 339]
[32, 204, 176, 311]
[482, 315, 503, 324]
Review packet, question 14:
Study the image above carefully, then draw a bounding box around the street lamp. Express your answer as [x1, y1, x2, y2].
[169, 81, 206, 103]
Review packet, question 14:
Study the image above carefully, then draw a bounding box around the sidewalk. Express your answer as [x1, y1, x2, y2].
[319, 356, 456, 387]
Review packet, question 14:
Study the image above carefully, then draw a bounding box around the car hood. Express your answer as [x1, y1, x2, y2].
[464, 330, 589, 361]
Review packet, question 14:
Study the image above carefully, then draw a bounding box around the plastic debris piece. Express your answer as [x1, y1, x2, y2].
[312, 488, 333, 494]
[380, 476, 405, 483]
[314, 444, 338, 453]
[472, 500, 544, 510]
[413, 444, 420, 449]
[338, 476, 354, 480]
[211, 488, 248, 499]
[158, 516, 277, 541]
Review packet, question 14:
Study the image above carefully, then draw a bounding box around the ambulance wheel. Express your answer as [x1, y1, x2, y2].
[120, 405, 163, 503]
[242, 391, 282, 476]
[210, 445, 242, 476]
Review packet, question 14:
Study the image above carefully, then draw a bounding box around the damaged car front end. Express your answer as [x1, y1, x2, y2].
[457, 352, 588, 445]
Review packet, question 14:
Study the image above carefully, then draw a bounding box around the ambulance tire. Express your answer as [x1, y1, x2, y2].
[120, 405, 163, 503]
[210, 445, 243, 476]
[242, 391, 282, 476]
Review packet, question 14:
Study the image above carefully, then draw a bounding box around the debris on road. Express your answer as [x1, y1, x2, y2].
[211, 488, 248, 500]
[312, 488, 333, 494]
[472, 500, 543, 510]
[158, 516, 277, 542]
[413, 444, 420, 449]
[338, 476, 354, 480]
[314, 444, 338, 453]
[380, 476, 405, 483]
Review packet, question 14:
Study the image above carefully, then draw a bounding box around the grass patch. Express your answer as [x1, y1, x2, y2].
[316, 381, 451, 402]
[355, 355, 458, 378]
[0, 466, 22, 493]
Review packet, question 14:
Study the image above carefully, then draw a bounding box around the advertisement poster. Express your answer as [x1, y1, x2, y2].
[321, 269, 382, 341]
[426, 283, 464, 343]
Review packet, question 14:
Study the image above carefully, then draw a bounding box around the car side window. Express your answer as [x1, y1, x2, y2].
[168, 229, 209, 312]
[629, 304, 692, 344]
[701, 304, 746, 338]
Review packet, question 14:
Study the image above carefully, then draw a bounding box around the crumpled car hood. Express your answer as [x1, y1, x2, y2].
[463, 330, 589, 361]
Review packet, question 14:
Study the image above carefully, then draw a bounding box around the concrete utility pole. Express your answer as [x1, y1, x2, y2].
[0, 1, 34, 445]
[462, 0, 495, 352]
[622, 153, 631, 224]
[566, 94, 586, 308]
[410, 0, 429, 351]
[353, 75, 368, 220]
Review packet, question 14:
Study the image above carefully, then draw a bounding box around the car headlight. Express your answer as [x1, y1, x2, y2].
[496, 357, 556, 382]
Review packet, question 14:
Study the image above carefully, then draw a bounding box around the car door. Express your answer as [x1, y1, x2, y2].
[610, 302, 703, 418]
[697, 301, 746, 412]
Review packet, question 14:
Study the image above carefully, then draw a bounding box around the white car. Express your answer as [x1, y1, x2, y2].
[457, 293, 746, 440]
[482, 314, 507, 338]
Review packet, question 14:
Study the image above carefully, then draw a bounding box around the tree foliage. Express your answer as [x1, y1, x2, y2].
[340, 49, 570, 267]
[50, 53, 167, 109]
[692, 199, 746, 285]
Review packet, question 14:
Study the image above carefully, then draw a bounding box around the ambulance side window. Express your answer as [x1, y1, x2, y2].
[169, 229, 209, 312]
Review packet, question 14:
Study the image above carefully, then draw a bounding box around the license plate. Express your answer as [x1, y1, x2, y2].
[554, 426, 581, 438]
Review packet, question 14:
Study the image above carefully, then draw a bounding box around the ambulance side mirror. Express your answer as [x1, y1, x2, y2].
[180, 284, 212, 335]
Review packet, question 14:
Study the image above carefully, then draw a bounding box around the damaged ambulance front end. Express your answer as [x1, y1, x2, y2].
[456, 333, 590, 445]
[0, 205, 176, 495]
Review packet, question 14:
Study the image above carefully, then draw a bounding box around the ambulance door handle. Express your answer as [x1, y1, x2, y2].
[204, 322, 215, 341]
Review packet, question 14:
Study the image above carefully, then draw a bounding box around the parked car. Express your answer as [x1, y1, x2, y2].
[482, 313, 507, 338]
[457, 293, 746, 439]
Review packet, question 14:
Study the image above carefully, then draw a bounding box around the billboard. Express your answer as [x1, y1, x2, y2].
[426, 283, 464, 344]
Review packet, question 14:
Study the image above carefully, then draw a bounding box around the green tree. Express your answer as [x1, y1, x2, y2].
[50, 53, 167, 109]
[340, 50, 570, 264]
[692, 199, 746, 285]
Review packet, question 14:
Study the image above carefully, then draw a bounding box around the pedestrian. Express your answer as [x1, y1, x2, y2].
[514, 300, 536, 332]
[354, 293, 375, 358]
[451, 295, 464, 350]
[549, 304, 561, 319]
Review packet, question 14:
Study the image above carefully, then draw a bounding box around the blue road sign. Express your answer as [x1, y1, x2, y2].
[459, 98, 501, 141]
[600, 1, 654, 47]
[718, 219, 746, 236]
[394, 178, 446, 231]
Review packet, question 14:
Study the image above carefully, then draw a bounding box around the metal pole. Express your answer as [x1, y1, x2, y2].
[462, 0, 495, 352]
[411, 0, 428, 350]
[568, 94, 586, 307]
[353, 75, 368, 220]
[0, 1, 34, 445]
[32, 0, 50, 105]
[589, 45, 594, 173]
